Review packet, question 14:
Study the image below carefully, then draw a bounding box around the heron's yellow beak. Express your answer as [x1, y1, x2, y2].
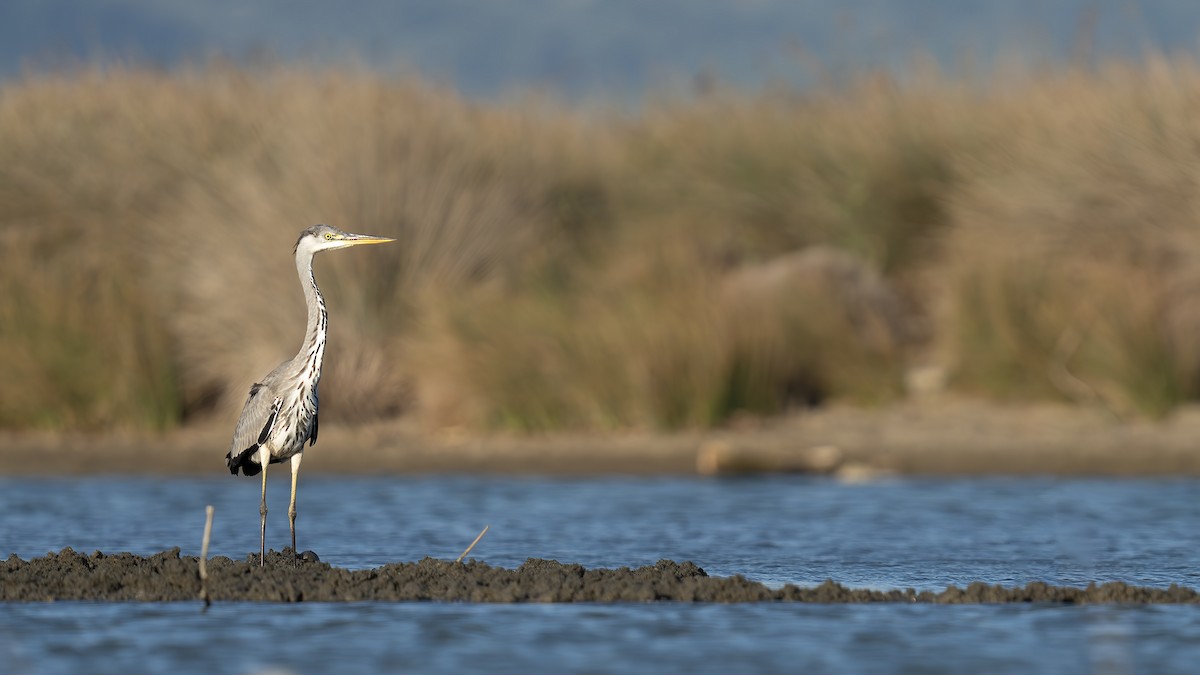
[343, 234, 395, 246]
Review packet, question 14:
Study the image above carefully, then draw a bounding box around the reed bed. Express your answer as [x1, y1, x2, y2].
[3, 59, 1200, 431]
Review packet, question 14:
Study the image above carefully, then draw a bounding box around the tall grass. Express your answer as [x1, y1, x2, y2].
[939, 60, 1200, 416]
[4, 59, 1200, 431]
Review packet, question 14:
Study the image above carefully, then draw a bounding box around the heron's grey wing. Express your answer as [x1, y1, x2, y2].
[225, 382, 283, 475]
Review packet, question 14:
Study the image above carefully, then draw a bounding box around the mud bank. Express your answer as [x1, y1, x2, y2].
[3, 548, 1198, 604]
[8, 400, 1200, 477]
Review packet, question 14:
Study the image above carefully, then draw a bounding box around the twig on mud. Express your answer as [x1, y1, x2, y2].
[456, 525, 489, 563]
[199, 505, 214, 609]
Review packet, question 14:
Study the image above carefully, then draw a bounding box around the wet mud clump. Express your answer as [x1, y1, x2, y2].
[3, 548, 1199, 604]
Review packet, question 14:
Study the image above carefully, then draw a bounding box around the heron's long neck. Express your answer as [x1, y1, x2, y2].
[296, 251, 328, 376]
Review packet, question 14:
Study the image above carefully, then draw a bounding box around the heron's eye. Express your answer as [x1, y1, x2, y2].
[324, 233, 333, 240]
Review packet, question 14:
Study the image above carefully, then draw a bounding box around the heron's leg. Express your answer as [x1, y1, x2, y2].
[288, 452, 303, 565]
[258, 447, 271, 568]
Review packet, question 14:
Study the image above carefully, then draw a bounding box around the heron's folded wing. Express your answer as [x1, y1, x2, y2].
[228, 382, 278, 457]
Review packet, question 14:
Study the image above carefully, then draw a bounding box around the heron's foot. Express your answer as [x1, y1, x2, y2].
[245, 548, 322, 567]
[272, 547, 321, 566]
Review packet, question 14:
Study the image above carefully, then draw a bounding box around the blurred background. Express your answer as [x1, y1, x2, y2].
[4, 0, 1200, 435]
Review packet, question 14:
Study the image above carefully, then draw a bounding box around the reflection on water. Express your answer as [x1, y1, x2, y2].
[3, 475, 1200, 673]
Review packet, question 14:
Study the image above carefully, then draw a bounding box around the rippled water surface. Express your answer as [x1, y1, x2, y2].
[4, 474, 1200, 673]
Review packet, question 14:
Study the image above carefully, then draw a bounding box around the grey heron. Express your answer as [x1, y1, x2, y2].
[225, 224, 394, 566]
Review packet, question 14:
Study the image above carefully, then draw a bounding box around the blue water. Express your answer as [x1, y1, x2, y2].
[3, 475, 1200, 673]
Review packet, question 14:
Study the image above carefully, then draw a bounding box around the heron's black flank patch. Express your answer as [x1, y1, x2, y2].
[226, 446, 262, 476]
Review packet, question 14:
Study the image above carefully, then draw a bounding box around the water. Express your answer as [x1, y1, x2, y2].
[3, 475, 1200, 673]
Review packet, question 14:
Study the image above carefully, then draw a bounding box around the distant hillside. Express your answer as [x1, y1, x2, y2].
[2, 0, 1199, 98]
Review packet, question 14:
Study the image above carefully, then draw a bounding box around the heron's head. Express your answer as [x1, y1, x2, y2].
[294, 224, 395, 256]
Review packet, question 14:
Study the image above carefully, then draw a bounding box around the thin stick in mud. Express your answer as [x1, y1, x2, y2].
[199, 505, 214, 608]
[456, 525, 489, 563]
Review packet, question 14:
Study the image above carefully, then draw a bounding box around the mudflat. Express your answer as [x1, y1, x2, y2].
[3, 399, 1200, 477]
[3, 548, 1197, 604]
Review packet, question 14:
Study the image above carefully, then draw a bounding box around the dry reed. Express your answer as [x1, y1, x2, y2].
[5, 58, 1200, 431]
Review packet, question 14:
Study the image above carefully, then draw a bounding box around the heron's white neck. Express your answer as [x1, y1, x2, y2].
[295, 250, 328, 374]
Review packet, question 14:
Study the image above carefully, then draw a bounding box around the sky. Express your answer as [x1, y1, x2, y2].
[1, 1, 1199, 100]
